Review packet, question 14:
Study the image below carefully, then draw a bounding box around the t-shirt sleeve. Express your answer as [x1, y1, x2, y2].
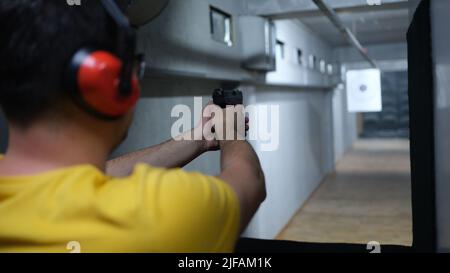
[114, 164, 241, 253]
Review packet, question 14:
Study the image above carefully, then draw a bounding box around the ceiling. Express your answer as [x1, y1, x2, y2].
[245, 0, 410, 47]
[298, 6, 409, 46]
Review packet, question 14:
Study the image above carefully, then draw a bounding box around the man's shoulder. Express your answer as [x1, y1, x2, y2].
[120, 163, 228, 192]
[116, 163, 238, 209]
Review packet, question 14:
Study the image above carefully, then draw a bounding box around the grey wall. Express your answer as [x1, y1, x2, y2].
[242, 85, 336, 239]
[266, 19, 336, 87]
[136, 0, 249, 82]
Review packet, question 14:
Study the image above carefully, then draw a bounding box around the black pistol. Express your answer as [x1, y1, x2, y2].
[212, 88, 243, 108]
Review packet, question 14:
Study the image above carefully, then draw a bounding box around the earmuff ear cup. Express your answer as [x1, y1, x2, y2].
[71, 49, 140, 118]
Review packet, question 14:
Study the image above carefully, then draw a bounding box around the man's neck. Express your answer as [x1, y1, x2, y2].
[0, 122, 112, 176]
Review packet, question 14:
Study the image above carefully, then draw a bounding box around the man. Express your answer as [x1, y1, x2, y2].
[0, 0, 265, 252]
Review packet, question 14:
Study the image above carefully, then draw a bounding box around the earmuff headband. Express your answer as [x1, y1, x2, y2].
[99, 0, 136, 96]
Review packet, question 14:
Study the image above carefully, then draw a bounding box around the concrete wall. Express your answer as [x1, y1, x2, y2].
[242, 85, 335, 239]
[266, 20, 335, 87]
[136, 0, 249, 82]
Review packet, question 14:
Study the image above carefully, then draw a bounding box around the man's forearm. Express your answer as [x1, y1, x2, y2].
[218, 140, 266, 231]
[220, 140, 263, 180]
[106, 130, 206, 177]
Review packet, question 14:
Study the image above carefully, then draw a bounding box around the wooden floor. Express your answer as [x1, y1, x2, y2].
[277, 139, 413, 246]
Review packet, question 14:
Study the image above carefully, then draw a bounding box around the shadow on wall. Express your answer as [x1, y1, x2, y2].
[308, 103, 324, 174]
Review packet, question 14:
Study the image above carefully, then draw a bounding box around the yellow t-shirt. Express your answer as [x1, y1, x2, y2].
[0, 163, 240, 253]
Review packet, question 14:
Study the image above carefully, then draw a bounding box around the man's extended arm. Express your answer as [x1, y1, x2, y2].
[206, 103, 266, 233]
[106, 102, 220, 177]
[106, 128, 214, 177]
[106, 102, 248, 177]
[218, 140, 266, 232]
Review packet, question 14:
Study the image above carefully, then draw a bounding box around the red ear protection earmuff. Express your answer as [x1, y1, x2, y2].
[66, 0, 142, 119]
[69, 49, 140, 118]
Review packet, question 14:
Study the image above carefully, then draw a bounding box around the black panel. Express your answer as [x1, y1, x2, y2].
[0, 110, 8, 154]
[407, 0, 436, 252]
[235, 238, 411, 253]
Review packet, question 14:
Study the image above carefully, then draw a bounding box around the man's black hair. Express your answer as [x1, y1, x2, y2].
[0, 0, 128, 127]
